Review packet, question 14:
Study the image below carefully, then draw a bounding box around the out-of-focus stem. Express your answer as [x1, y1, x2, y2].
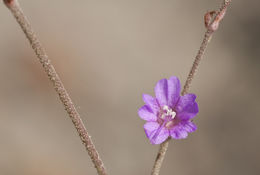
[151, 1, 231, 175]
[3, 0, 108, 175]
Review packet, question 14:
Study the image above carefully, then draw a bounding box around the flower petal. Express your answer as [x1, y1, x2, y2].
[175, 93, 199, 120]
[138, 105, 157, 121]
[144, 122, 169, 144]
[182, 121, 197, 133]
[170, 128, 188, 139]
[154, 78, 168, 107]
[142, 94, 160, 114]
[150, 127, 169, 144]
[167, 76, 181, 108]
[170, 121, 197, 139]
[144, 122, 160, 138]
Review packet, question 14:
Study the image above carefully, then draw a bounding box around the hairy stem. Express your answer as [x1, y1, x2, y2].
[151, 1, 231, 175]
[3, 0, 108, 174]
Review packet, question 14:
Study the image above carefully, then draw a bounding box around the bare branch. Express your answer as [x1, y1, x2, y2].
[3, 0, 108, 174]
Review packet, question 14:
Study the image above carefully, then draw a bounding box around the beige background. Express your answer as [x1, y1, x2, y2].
[0, 0, 259, 175]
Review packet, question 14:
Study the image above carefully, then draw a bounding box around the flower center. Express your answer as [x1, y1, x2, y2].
[161, 105, 176, 120]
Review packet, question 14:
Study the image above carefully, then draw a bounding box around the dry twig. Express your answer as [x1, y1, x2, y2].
[3, 0, 108, 174]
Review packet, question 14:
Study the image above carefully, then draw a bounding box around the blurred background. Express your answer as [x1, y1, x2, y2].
[0, 0, 259, 175]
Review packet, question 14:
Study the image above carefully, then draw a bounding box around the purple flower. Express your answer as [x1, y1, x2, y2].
[138, 76, 199, 144]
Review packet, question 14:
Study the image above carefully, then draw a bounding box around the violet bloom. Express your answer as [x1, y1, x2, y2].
[138, 76, 199, 144]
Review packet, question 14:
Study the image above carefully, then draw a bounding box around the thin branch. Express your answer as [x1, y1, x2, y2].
[151, 139, 169, 175]
[3, 0, 108, 175]
[151, 1, 231, 175]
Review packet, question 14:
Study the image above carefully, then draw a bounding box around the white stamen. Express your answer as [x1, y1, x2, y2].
[162, 105, 176, 119]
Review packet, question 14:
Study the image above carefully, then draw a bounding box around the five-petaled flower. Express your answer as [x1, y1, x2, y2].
[138, 76, 199, 144]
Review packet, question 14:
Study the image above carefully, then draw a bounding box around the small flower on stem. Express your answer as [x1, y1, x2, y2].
[138, 76, 199, 144]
